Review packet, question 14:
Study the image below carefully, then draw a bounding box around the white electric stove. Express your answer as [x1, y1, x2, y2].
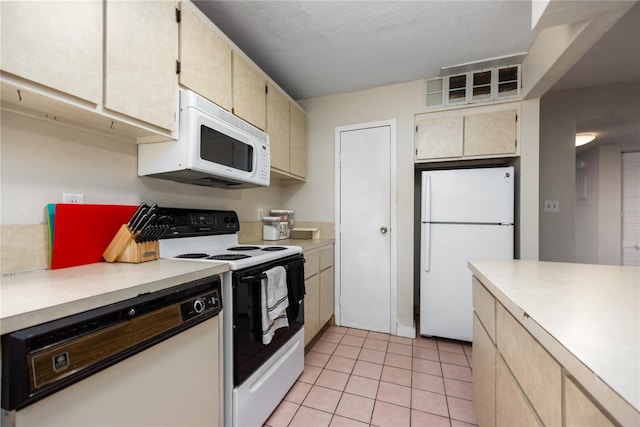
[156, 207, 305, 427]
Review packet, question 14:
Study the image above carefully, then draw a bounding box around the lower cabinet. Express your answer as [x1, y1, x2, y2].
[564, 376, 615, 427]
[472, 275, 620, 427]
[495, 355, 542, 427]
[303, 244, 334, 346]
[472, 315, 496, 427]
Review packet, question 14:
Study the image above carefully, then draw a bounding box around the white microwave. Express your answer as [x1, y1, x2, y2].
[138, 90, 270, 189]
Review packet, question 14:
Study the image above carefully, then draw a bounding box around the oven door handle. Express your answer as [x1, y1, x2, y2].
[238, 260, 304, 284]
[239, 273, 267, 284]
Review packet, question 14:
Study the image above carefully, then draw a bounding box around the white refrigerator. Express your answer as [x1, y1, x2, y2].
[420, 167, 514, 342]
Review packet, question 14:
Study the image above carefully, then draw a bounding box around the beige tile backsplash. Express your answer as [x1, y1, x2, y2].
[238, 221, 335, 243]
[1, 222, 335, 275]
[1, 224, 50, 275]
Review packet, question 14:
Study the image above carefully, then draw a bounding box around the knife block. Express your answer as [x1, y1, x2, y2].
[103, 224, 159, 263]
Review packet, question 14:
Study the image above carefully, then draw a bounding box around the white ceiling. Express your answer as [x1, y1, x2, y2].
[195, 1, 639, 101]
[194, 0, 535, 100]
[194, 0, 639, 146]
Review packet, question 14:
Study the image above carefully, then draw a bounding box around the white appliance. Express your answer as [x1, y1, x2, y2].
[2, 277, 224, 426]
[420, 166, 514, 342]
[156, 207, 305, 427]
[138, 90, 270, 189]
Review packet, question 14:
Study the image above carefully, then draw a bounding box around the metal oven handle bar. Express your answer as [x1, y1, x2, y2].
[240, 265, 288, 283]
[239, 261, 304, 284]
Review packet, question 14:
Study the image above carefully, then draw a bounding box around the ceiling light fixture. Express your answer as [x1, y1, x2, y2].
[575, 133, 596, 147]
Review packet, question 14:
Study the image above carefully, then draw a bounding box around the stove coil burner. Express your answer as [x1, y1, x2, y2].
[175, 253, 211, 259]
[227, 246, 260, 251]
[208, 254, 251, 260]
[261, 247, 287, 251]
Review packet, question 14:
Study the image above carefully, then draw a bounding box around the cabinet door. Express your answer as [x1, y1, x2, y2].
[564, 376, 615, 427]
[178, 1, 231, 111]
[464, 109, 517, 156]
[266, 83, 290, 172]
[105, 1, 178, 131]
[319, 266, 334, 326]
[289, 104, 308, 178]
[304, 275, 320, 346]
[472, 315, 496, 427]
[0, 1, 102, 104]
[496, 304, 562, 426]
[232, 52, 266, 130]
[496, 356, 543, 427]
[415, 115, 463, 160]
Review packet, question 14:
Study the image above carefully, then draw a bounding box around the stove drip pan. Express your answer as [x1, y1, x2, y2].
[208, 254, 251, 260]
[261, 247, 287, 251]
[227, 246, 261, 251]
[175, 253, 211, 259]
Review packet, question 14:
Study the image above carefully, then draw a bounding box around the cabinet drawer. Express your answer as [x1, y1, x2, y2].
[496, 355, 543, 427]
[564, 375, 615, 427]
[319, 246, 334, 271]
[496, 304, 562, 427]
[304, 251, 320, 280]
[472, 276, 496, 342]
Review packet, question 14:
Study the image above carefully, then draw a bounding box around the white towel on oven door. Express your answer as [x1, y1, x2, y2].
[261, 266, 289, 344]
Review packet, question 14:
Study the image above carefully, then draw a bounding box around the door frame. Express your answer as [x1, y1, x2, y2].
[334, 119, 398, 335]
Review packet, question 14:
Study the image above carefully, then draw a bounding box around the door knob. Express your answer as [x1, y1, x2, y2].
[380, 226, 388, 234]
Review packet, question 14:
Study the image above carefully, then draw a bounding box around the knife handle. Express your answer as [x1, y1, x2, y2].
[128, 203, 147, 229]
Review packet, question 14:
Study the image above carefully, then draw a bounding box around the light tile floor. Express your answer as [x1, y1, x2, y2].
[265, 326, 476, 427]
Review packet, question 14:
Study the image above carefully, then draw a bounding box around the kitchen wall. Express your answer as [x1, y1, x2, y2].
[539, 81, 640, 263]
[288, 80, 540, 337]
[0, 110, 291, 274]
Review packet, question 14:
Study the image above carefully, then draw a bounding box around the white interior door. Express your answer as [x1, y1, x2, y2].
[337, 121, 394, 333]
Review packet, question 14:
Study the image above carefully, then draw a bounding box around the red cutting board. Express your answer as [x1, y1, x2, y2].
[51, 204, 138, 270]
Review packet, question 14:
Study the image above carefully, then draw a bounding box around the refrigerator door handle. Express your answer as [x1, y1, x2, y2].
[422, 175, 431, 223]
[422, 223, 430, 272]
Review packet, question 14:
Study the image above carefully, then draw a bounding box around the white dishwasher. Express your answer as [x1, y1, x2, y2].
[1, 275, 223, 427]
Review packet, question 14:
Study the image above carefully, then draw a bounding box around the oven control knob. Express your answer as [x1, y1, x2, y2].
[193, 298, 206, 314]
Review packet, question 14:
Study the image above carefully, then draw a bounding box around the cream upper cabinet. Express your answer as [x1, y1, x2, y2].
[266, 84, 308, 181]
[266, 82, 291, 172]
[232, 52, 266, 130]
[178, 1, 232, 111]
[105, 1, 178, 132]
[464, 109, 517, 156]
[0, 1, 102, 104]
[415, 103, 519, 162]
[415, 115, 464, 159]
[289, 104, 308, 179]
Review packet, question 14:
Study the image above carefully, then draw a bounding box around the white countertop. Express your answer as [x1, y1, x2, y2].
[0, 260, 229, 334]
[468, 259, 640, 424]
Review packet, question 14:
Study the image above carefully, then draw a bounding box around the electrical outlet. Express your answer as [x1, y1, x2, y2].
[544, 200, 559, 212]
[63, 193, 85, 204]
[258, 208, 264, 220]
